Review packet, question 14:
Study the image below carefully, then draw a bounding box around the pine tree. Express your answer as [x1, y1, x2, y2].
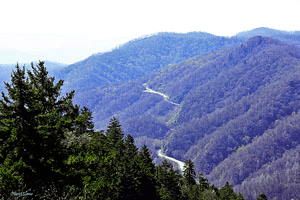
[183, 159, 196, 186]
[156, 160, 183, 200]
[79, 118, 160, 200]
[106, 116, 124, 148]
[257, 193, 268, 200]
[87, 117, 126, 200]
[0, 62, 93, 198]
[76, 130, 109, 199]
[183, 159, 202, 200]
[237, 192, 246, 200]
[198, 173, 209, 192]
[0, 64, 29, 196]
[119, 134, 140, 200]
[139, 145, 156, 176]
[138, 145, 159, 200]
[219, 181, 237, 200]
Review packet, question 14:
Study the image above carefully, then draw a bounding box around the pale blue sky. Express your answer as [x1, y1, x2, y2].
[1, 0, 300, 64]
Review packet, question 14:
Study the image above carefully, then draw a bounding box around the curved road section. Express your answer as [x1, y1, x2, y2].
[143, 83, 180, 106]
[143, 83, 184, 170]
[157, 149, 185, 173]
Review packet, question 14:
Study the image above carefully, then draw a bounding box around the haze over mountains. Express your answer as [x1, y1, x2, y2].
[2, 27, 300, 199]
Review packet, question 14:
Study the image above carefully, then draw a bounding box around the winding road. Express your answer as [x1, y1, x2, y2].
[157, 149, 185, 172]
[143, 83, 180, 106]
[143, 83, 184, 171]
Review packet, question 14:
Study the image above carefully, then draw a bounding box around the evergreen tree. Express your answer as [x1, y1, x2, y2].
[78, 131, 110, 199]
[138, 145, 159, 200]
[118, 134, 140, 200]
[139, 145, 155, 173]
[209, 184, 220, 197]
[219, 181, 237, 200]
[237, 192, 246, 200]
[106, 116, 124, 148]
[182, 159, 197, 199]
[183, 159, 196, 186]
[200, 189, 219, 200]
[257, 193, 268, 200]
[98, 117, 126, 199]
[156, 160, 183, 200]
[0, 62, 93, 198]
[197, 173, 209, 192]
[79, 118, 159, 200]
[82, 117, 130, 200]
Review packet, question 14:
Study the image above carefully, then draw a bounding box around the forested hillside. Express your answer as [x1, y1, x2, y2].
[162, 36, 300, 200]
[85, 36, 300, 200]
[55, 32, 243, 107]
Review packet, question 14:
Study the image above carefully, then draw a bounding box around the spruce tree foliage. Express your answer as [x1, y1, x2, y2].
[183, 159, 197, 186]
[138, 145, 158, 200]
[257, 193, 268, 200]
[182, 159, 197, 199]
[197, 173, 209, 192]
[237, 192, 246, 200]
[219, 181, 238, 200]
[106, 116, 124, 148]
[0, 62, 93, 198]
[71, 117, 160, 200]
[156, 160, 183, 200]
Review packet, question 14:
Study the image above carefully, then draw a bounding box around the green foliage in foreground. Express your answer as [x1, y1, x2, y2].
[0, 62, 262, 199]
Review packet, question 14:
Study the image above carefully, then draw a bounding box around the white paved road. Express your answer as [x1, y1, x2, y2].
[157, 149, 185, 172]
[143, 83, 180, 106]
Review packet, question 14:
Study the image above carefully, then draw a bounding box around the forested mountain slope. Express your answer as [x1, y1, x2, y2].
[55, 32, 243, 106]
[50, 28, 300, 113]
[88, 36, 300, 200]
[156, 36, 300, 200]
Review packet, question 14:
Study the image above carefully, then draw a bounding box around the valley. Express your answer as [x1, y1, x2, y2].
[1, 27, 300, 199]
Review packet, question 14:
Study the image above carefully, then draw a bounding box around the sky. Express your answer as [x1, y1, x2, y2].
[0, 0, 300, 64]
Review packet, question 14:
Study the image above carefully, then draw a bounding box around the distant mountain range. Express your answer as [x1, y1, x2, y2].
[2, 27, 300, 199]
[53, 27, 300, 106]
[235, 27, 300, 44]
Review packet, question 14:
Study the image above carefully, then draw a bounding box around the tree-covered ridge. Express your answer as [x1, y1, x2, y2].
[83, 36, 300, 199]
[54, 28, 300, 110]
[150, 37, 300, 199]
[56, 32, 243, 108]
[0, 62, 248, 199]
[235, 27, 300, 45]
